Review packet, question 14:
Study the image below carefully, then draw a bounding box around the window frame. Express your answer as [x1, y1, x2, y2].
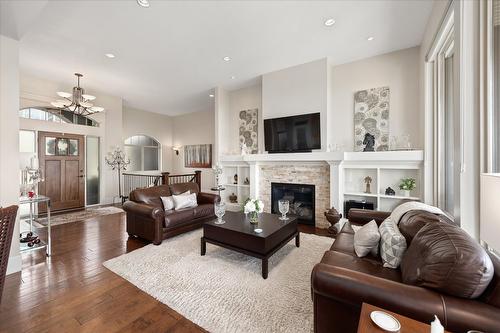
[124, 135, 161, 171]
[19, 107, 99, 127]
[425, 2, 459, 218]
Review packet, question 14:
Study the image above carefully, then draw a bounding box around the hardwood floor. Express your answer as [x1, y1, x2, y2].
[0, 211, 333, 333]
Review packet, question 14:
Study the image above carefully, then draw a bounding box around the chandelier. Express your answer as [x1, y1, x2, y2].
[50, 73, 104, 116]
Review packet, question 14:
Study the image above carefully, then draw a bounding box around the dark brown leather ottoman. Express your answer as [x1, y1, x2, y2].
[201, 211, 299, 279]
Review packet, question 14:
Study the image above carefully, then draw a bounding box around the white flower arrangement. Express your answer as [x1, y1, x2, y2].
[243, 198, 264, 214]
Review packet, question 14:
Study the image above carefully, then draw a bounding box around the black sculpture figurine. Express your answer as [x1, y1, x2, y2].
[385, 187, 396, 196]
[363, 133, 375, 152]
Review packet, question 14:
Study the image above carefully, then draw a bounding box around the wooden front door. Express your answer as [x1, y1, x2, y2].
[38, 132, 85, 212]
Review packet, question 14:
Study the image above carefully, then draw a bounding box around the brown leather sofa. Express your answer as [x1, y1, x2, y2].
[123, 182, 219, 245]
[311, 209, 500, 333]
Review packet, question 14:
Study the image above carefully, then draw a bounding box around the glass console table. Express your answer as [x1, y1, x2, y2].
[19, 195, 51, 256]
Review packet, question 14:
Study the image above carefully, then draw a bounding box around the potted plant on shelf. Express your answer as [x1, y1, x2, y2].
[399, 178, 416, 197]
[242, 198, 264, 224]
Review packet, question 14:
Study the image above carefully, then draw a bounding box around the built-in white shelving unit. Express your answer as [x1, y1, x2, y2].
[341, 154, 423, 213]
[220, 164, 250, 211]
[218, 150, 424, 215]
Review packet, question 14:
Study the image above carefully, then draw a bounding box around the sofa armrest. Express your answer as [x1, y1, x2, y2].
[348, 208, 390, 225]
[197, 192, 220, 205]
[123, 201, 165, 220]
[311, 263, 445, 325]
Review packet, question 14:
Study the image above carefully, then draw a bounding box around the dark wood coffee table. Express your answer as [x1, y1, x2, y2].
[201, 211, 299, 279]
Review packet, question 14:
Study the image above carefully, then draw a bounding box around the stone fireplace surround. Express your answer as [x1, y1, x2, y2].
[220, 152, 344, 229]
[258, 163, 330, 228]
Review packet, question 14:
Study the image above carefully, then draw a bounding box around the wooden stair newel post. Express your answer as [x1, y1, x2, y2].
[161, 172, 170, 186]
[195, 170, 202, 189]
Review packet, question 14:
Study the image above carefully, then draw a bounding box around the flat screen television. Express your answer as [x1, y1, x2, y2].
[264, 112, 321, 153]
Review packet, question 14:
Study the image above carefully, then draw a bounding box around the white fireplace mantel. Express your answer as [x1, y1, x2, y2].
[219, 150, 423, 163]
[217, 150, 424, 226]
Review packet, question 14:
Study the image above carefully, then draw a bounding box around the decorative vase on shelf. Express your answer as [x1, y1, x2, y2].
[402, 190, 411, 197]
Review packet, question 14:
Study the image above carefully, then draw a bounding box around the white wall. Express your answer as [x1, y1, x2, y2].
[262, 58, 328, 151]
[122, 106, 173, 171]
[216, 51, 422, 157]
[215, 87, 229, 159]
[172, 110, 215, 191]
[330, 46, 422, 150]
[0, 35, 21, 274]
[219, 84, 263, 155]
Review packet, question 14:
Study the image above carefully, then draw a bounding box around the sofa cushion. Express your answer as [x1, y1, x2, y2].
[160, 196, 175, 211]
[353, 220, 380, 257]
[130, 184, 171, 207]
[398, 210, 455, 244]
[379, 218, 407, 269]
[173, 192, 197, 210]
[401, 221, 494, 299]
[193, 204, 214, 219]
[330, 232, 380, 263]
[170, 182, 200, 195]
[161, 190, 190, 211]
[320, 250, 402, 283]
[164, 208, 196, 228]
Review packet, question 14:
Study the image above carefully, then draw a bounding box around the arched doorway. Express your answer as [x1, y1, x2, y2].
[124, 135, 161, 171]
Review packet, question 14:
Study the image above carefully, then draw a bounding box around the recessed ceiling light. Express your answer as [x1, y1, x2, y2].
[367, 36, 375, 41]
[209, 94, 215, 98]
[223, 56, 231, 62]
[105, 53, 115, 58]
[136, 0, 150, 8]
[230, 75, 236, 80]
[324, 18, 336, 26]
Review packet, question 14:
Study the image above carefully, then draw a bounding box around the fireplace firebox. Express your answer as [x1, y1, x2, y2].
[271, 182, 315, 225]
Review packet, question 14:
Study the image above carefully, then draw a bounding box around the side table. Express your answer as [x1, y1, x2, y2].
[210, 186, 225, 199]
[357, 303, 451, 333]
[19, 195, 51, 257]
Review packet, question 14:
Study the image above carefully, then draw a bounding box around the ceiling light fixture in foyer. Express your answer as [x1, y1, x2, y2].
[137, 0, 150, 8]
[50, 73, 105, 116]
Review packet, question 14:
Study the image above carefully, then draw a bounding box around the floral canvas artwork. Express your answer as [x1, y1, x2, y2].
[353, 86, 390, 152]
[239, 109, 258, 154]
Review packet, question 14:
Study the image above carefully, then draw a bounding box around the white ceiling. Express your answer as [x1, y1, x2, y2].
[2, 0, 434, 115]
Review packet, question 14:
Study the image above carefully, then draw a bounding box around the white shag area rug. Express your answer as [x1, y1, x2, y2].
[103, 229, 333, 333]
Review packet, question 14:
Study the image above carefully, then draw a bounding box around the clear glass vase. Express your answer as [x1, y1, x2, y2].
[249, 211, 259, 224]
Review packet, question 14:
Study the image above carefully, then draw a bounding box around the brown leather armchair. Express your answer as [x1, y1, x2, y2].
[311, 209, 500, 333]
[123, 182, 220, 245]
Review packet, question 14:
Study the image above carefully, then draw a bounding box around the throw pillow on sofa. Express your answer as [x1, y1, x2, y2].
[398, 210, 448, 244]
[161, 190, 190, 211]
[353, 220, 380, 257]
[173, 192, 198, 210]
[379, 218, 407, 268]
[401, 221, 494, 299]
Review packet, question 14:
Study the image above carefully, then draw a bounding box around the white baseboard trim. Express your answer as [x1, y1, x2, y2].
[6, 254, 22, 275]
